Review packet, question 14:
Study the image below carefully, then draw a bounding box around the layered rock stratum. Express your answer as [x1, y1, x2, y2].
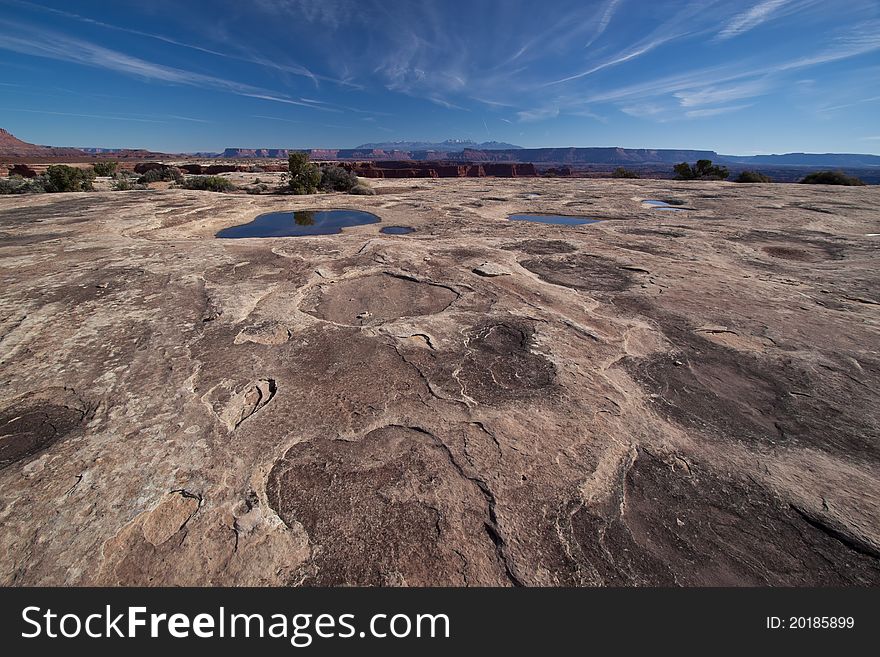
[0, 178, 878, 585]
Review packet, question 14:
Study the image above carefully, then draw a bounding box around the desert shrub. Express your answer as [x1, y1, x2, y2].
[734, 171, 772, 183]
[799, 170, 865, 186]
[319, 164, 358, 192]
[112, 173, 145, 191]
[92, 160, 118, 176]
[286, 152, 321, 194]
[245, 183, 270, 195]
[612, 167, 640, 179]
[249, 165, 265, 173]
[182, 175, 236, 192]
[138, 166, 184, 184]
[44, 165, 96, 192]
[674, 159, 729, 180]
[673, 162, 695, 179]
[0, 175, 46, 194]
[350, 183, 376, 196]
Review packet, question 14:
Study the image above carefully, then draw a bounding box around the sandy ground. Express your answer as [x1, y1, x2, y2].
[1, 177, 878, 585]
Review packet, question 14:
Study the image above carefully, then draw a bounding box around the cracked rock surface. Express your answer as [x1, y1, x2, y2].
[1, 178, 878, 585]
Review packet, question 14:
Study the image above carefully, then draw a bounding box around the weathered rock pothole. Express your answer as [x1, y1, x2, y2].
[508, 213, 602, 226]
[203, 378, 277, 431]
[301, 272, 458, 326]
[618, 227, 686, 239]
[521, 254, 633, 292]
[620, 300, 880, 461]
[503, 239, 577, 254]
[141, 490, 202, 547]
[458, 322, 556, 403]
[741, 230, 846, 263]
[566, 448, 880, 585]
[0, 402, 87, 468]
[266, 425, 506, 585]
[762, 245, 831, 262]
[234, 321, 291, 345]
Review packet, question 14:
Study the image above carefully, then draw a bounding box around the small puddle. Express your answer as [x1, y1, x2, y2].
[380, 226, 415, 235]
[217, 209, 380, 238]
[642, 199, 688, 212]
[508, 214, 602, 226]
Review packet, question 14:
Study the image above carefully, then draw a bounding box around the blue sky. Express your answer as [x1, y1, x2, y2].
[1, 0, 878, 153]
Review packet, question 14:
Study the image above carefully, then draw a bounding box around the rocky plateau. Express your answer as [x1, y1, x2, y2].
[0, 178, 878, 586]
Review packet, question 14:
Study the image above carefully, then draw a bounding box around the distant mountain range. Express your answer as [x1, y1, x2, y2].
[353, 139, 523, 151]
[718, 152, 880, 167]
[0, 129, 166, 160]
[2, 128, 879, 169]
[0, 127, 86, 158]
[218, 145, 880, 168]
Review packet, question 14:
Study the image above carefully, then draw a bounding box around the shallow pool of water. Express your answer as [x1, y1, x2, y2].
[217, 209, 380, 238]
[642, 199, 687, 211]
[380, 226, 415, 235]
[508, 214, 601, 226]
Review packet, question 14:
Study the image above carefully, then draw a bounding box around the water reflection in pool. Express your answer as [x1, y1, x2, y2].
[217, 209, 380, 237]
[380, 226, 415, 235]
[508, 213, 602, 225]
[642, 200, 687, 211]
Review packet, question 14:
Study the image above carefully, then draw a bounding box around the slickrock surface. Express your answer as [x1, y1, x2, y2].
[1, 178, 878, 586]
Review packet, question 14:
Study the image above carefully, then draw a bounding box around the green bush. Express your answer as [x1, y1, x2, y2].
[246, 183, 270, 195]
[350, 183, 376, 196]
[138, 166, 184, 184]
[44, 165, 96, 192]
[286, 152, 321, 194]
[735, 171, 772, 183]
[111, 173, 145, 191]
[611, 167, 640, 179]
[674, 159, 729, 180]
[182, 176, 236, 192]
[93, 161, 118, 176]
[0, 175, 46, 194]
[799, 170, 865, 186]
[319, 165, 358, 192]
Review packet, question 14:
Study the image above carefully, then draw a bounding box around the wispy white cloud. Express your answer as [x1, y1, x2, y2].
[584, 0, 623, 48]
[817, 95, 880, 113]
[543, 35, 675, 86]
[685, 104, 753, 118]
[252, 115, 302, 123]
[716, 0, 793, 41]
[0, 19, 344, 112]
[674, 80, 770, 107]
[426, 96, 470, 111]
[163, 114, 214, 124]
[6, 0, 332, 87]
[542, 0, 719, 87]
[255, 0, 355, 30]
[471, 97, 516, 109]
[517, 106, 559, 122]
[621, 103, 667, 118]
[0, 107, 167, 123]
[776, 20, 880, 71]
